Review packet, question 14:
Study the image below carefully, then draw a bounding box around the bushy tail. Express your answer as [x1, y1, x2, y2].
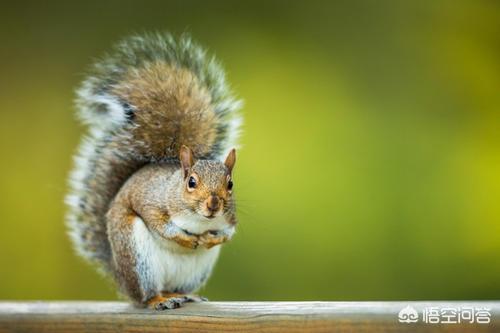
[66, 32, 242, 272]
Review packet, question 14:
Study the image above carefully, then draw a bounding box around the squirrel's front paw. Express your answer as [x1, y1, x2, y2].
[199, 231, 228, 249]
[172, 233, 199, 249]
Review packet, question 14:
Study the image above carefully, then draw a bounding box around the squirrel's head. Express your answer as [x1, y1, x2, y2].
[179, 145, 236, 219]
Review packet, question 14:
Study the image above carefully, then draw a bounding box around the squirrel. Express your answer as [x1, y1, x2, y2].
[66, 33, 242, 310]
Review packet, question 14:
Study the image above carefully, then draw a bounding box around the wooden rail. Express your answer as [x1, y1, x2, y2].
[0, 301, 499, 332]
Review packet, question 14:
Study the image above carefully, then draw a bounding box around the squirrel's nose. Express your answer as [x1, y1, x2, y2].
[206, 195, 219, 212]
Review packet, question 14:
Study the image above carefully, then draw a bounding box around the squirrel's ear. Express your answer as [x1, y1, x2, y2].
[224, 148, 236, 174]
[179, 145, 194, 178]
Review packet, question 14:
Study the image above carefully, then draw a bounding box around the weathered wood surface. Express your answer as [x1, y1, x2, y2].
[0, 301, 499, 332]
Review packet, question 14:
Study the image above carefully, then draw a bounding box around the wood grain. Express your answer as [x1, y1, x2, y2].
[0, 301, 498, 332]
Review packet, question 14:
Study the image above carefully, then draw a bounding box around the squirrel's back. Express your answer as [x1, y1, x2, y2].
[66, 33, 242, 272]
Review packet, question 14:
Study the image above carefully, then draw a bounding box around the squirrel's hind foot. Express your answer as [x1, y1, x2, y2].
[147, 296, 184, 310]
[147, 293, 208, 310]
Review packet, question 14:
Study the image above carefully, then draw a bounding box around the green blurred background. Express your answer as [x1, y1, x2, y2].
[0, 0, 499, 301]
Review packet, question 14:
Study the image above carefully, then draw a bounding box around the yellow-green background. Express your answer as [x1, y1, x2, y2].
[0, 0, 499, 301]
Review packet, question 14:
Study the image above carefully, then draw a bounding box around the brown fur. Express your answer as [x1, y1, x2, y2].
[106, 206, 143, 303]
[113, 63, 218, 158]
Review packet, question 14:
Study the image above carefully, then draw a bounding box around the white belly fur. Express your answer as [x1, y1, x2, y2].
[171, 213, 229, 235]
[131, 216, 221, 294]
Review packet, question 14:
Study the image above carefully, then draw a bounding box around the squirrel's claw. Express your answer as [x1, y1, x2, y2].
[184, 294, 208, 302]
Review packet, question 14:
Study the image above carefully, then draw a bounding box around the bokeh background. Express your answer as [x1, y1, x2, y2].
[0, 0, 499, 301]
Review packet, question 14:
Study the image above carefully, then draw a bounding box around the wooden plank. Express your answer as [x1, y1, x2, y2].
[0, 301, 498, 332]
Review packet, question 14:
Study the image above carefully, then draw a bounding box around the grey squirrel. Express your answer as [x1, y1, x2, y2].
[66, 33, 242, 310]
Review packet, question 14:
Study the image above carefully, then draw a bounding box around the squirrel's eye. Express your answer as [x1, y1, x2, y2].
[188, 176, 197, 189]
[227, 180, 233, 191]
